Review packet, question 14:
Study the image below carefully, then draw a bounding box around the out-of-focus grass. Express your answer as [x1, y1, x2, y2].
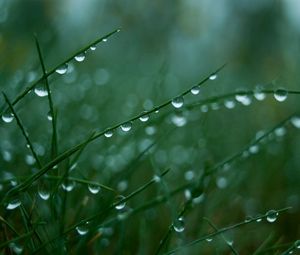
[1, 1, 300, 254]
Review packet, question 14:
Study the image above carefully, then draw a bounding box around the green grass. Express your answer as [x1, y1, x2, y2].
[1, 28, 300, 255]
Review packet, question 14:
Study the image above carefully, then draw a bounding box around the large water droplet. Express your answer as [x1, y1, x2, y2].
[254, 88, 266, 101]
[55, 63, 68, 75]
[62, 181, 75, 192]
[38, 187, 50, 200]
[171, 114, 187, 127]
[76, 223, 89, 235]
[104, 129, 113, 138]
[115, 195, 126, 210]
[173, 218, 185, 233]
[88, 184, 101, 194]
[209, 74, 218, 80]
[274, 127, 286, 137]
[235, 91, 251, 105]
[74, 53, 86, 62]
[190, 86, 200, 95]
[2, 111, 14, 123]
[224, 100, 236, 109]
[139, 112, 149, 122]
[9, 243, 23, 254]
[266, 209, 278, 223]
[291, 116, 300, 129]
[171, 97, 184, 108]
[6, 199, 21, 210]
[34, 84, 48, 97]
[274, 88, 288, 102]
[120, 122, 132, 132]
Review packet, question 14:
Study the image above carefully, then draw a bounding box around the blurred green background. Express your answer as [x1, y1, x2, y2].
[0, 0, 300, 254]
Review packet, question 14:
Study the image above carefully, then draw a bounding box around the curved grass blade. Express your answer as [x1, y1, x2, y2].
[0, 28, 121, 115]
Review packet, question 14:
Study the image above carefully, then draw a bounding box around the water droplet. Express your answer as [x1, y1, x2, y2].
[224, 100, 236, 109]
[104, 130, 113, 138]
[47, 111, 53, 121]
[173, 218, 185, 233]
[254, 88, 266, 101]
[6, 199, 21, 210]
[291, 116, 300, 129]
[171, 97, 184, 108]
[190, 86, 200, 95]
[244, 216, 252, 223]
[9, 243, 23, 254]
[76, 223, 89, 235]
[90, 45, 96, 51]
[274, 88, 288, 102]
[61, 181, 75, 192]
[171, 114, 187, 127]
[184, 170, 195, 181]
[249, 145, 259, 154]
[102, 38, 108, 42]
[38, 187, 50, 200]
[2, 111, 14, 123]
[206, 238, 213, 242]
[274, 127, 286, 137]
[235, 91, 251, 105]
[88, 184, 101, 194]
[216, 177, 228, 189]
[55, 63, 68, 75]
[201, 105, 208, 113]
[266, 209, 278, 223]
[120, 122, 132, 132]
[74, 53, 86, 62]
[153, 175, 161, 183]
[209, 74, 218, 80]
[255, 214, 263, 222]
[211, 102, 220, 110]
[34, 84, 48, 97]
[294, 240, 300, 249]
[139, 112, 149, 122]
[226, 239, 234, 246]
[115, 195, 126, 210]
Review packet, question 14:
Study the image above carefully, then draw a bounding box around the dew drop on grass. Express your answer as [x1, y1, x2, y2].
[291, 116, 300, 129]
[190, 86, 200, 95]
[62, 181, 75, 192]
[295, 240, 300, 249]
[120, 122, 132, 132]
[55, 63, 68, 74]
[34, 84, 48, 97]
[9, 243, 23, 254]
[47, 111, 52, 121]
[209, 74, 218, 80]
[74, 53, 86, 62]
[90, 45, 96, 51]
[38, 188, 50, 200]
[171, 96, 184, 108]
[102, 38, 108, 42]
[115, 195, 126, 210]
[153, 175, 161, 183]
[254, 88, 266, 101]
[88, 184, 101, 194]
[1, 112, 14, 123]
[206, 238, 213, 242]
[274, 88, 288, 102]
[266, 210, 279, 223]
[201, 105, 208, 113]
[139, 112, 149, 122]
[104, 130, 113, 138]
[76, 224, 89, 235]
[173, 218, 185, 233]
[255, 214, 263, 222]
[249, 145, 259, 154]
[171, 114, 187, 127]
[6, 199, 21, 210]
[224, 100, 236, 109]
[274, 127, 286, 137]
